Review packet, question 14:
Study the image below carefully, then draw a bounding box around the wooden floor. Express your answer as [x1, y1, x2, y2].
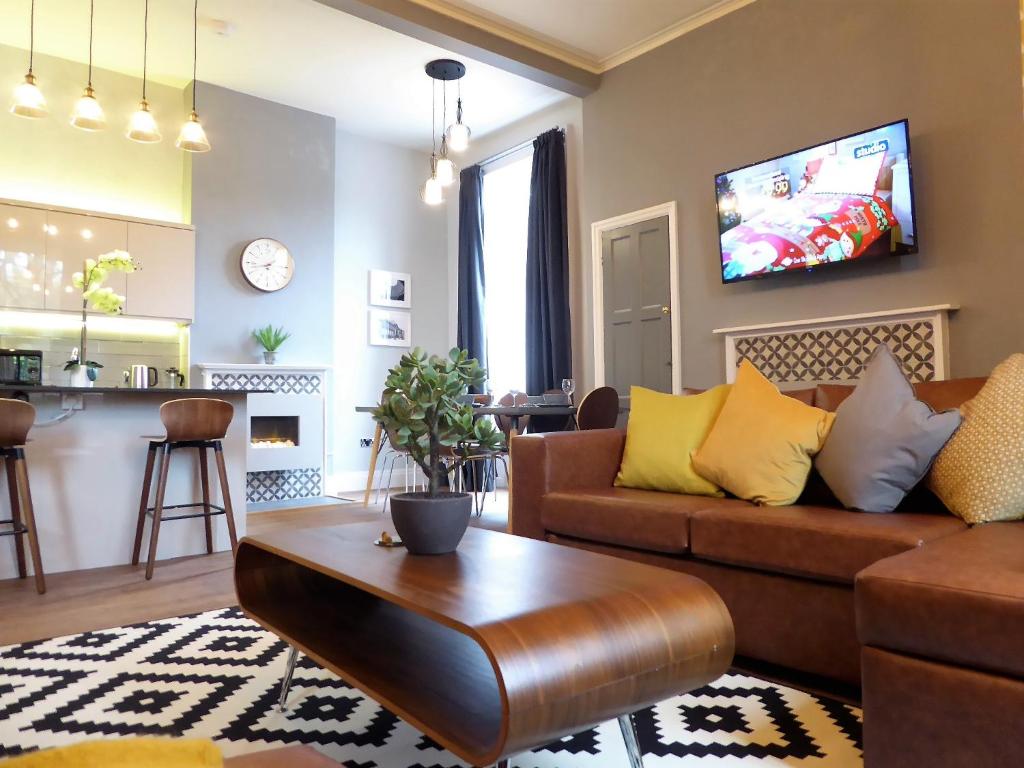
[0, 493, 509, 646]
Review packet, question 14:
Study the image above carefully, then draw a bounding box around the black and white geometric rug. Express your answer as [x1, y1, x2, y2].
[0, 607, 862, 766]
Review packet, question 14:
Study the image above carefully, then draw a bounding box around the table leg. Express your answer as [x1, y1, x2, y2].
[618, 712, 644, 768]
[278, 645, 299, 711]
[505, 419, 518, 534]
[362, 422, 384, 507]
[495, 760, 510, 768]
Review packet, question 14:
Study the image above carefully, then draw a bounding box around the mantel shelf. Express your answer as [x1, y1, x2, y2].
[712, 304, 959, 336]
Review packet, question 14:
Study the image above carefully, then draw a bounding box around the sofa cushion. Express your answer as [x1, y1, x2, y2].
[690, 504, 966, 583]
[857, 522, 1024, 679]
[815, 346, 961, 512]
[541, 488, 747, 554]
[692, 360, 835, 506]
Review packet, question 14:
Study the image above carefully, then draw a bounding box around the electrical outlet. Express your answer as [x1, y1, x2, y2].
[359, 438, 372, 448]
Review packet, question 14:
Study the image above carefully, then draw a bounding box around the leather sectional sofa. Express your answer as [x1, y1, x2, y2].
[510, 377, 1024, 767]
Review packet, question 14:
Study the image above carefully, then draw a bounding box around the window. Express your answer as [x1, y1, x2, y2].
[481, 150, 532, 396]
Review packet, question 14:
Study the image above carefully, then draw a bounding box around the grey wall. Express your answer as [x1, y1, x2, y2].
[582, 0, 1024, 388]
[332, 129, 449, 482]
[190, 84, 335, 370]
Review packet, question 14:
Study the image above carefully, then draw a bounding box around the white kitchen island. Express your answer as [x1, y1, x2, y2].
[0, 385, 260, 580]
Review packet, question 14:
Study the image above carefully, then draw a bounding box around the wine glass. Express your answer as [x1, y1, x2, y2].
[561, 378, 576, 404]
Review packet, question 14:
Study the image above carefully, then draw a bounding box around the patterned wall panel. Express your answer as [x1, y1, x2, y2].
[247, 468, 323, 503]
[734, 319, 937, 384]
[210, 372, 322, 395]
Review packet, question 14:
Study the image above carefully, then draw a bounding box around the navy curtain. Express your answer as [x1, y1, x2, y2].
[525, 128, 572, 394]
[457, 165, 487, 378]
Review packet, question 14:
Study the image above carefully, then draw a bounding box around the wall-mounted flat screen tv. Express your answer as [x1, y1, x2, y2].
[716, 119, 917, 284]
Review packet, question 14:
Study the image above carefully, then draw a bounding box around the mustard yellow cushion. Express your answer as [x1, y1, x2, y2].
[928, 353, 1024, 523]
[692, 360, 835, 505]
[615, 385, 731, 496]
[0, 738, 222, 767]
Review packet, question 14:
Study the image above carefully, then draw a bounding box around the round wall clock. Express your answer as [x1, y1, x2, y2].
[240, 238, 294, 292]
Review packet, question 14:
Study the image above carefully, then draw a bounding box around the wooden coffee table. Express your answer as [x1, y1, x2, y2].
[235, 523, 734, 767]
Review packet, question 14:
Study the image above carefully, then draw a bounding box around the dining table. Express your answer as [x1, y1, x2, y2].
[354, 403, 577, 506]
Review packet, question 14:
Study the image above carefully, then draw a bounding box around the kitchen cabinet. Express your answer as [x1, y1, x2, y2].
[43, 211, 127, 313]
[0, 204, 46, 310]
[125, 223, 195, 320]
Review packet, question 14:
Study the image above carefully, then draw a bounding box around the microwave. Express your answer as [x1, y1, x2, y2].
[0, 350, 42, 385]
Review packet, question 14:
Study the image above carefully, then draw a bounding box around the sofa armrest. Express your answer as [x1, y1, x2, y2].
[509, 429, 626, 540]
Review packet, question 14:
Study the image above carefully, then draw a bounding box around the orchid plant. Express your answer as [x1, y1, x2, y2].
[64, 250, 138, 380]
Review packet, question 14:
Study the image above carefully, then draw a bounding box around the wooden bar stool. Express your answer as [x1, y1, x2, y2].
[131, 398, 239, 580]
[0, 399, 45, 593]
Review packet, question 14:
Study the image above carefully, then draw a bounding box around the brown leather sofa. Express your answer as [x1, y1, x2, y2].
[510, 377, 1019, 766]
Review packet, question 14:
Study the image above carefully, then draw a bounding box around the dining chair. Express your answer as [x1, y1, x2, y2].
[495, 392, 530, 438]
[576, 386, 620, 430]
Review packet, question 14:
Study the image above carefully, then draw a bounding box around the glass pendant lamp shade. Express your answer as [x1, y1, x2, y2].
[176, 110, 211, 153]
[435, 155, 456, 187]
[71, 86, 106, 130]
[446, 120, 470, 153]
[422, 176, 444, 206]
[127, 100, 161, 143]
[11, 73, 46, 118]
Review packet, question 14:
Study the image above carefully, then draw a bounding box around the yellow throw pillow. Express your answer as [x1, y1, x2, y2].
[692, 360, 835, 505]
[615, 385, 732, 496]
[928, 354, 1024, 523]
[0, 738, 222, 767]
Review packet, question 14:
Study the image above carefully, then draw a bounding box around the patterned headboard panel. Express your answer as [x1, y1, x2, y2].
[716, 306, 955, 386]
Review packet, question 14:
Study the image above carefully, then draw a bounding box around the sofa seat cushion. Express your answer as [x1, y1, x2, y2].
[857, 522, 1024, 679]
[690, 504, 966, 583]
[541, 488, 748, 554]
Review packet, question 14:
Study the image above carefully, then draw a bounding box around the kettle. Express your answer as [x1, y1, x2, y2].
[124, 365, 158, 389]
[165, 367, 185, 389]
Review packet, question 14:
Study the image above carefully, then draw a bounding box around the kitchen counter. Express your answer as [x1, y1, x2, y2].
[0, 385, 270, 395]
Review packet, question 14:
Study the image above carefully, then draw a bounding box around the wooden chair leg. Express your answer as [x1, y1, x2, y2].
[199, 446, 213, 555]
[145, 444, 172, 581]
[6, 455, 26, 579]
[13, 451, 44, 594]
[214, 441, 238, 554]
[131, 443, 159, 566]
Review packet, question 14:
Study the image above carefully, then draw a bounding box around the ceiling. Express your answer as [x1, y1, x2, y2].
[0, 0, 568, 150]
[415, 0, 756, 71]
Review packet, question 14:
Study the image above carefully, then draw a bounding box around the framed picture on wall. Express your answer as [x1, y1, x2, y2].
[368, 309, 411, 347]
[369, 269, 412, 309]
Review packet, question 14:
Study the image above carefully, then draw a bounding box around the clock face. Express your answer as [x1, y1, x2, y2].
[240, 238, 294, 292]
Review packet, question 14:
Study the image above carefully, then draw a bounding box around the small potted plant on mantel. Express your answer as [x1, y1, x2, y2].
[253, 325, 290, 365]
[64, 251, 137, 387]
[373, 348, 504, 555]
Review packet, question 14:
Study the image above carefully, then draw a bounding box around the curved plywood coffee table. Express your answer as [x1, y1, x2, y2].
[235, 523, 734, 767]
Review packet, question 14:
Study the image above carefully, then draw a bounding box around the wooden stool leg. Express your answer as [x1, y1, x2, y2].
[13, 451, 44, 594]
[145, 444, 172, 580]
[6, 455, 26, 579]
[132, 443, 159, 566]
[213, 441, 238, 554]
[199, 446, 213, 555]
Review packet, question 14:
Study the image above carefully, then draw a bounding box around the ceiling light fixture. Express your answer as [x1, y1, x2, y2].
[71, 0, 106, 131]
[422, 59, 466, 205]
[127, 0, 161, 143]
[445, 77, 471, 153]
[10, 0, 47, 119]
[176, 0, 211, 153]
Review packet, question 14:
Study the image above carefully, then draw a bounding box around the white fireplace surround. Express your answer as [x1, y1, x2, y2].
[713, 305, 958, 385]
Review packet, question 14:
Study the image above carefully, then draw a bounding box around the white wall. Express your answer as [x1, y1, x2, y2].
[444, 97, 586, 388]
[332, 129, 449, 488]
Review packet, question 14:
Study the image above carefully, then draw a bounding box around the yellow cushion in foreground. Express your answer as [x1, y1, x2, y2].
[615, 385, 731, 496]
[692, 360, 835, 506]
[0, 738, 222, 768]
[929, 353, 1024, 523]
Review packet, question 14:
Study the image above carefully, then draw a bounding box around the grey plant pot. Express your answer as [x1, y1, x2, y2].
[263, 350, 276, 365]
[390, 492, 472, 555]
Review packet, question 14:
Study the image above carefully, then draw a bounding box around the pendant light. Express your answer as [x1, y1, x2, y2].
[445, 78, 471, 153]
[176, 0, 211, 152]
[127, 0, 161, 142]
[434, 81, 456, 187]
[10, 0, 47, 119]
[422, 59, 466, 205]
[420, 77, 443, 206]
[71, 0, 106, 130]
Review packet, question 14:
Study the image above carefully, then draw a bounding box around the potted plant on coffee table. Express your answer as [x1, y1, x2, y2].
[373, 347, 504, 554]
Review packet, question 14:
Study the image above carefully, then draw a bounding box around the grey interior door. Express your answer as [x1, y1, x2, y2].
[602, 216, 672, 397]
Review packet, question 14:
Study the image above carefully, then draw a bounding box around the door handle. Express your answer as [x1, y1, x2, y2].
[661, 306, 670, 315]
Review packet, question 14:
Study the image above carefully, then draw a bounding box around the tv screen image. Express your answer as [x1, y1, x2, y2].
[716, 120, 917, 284]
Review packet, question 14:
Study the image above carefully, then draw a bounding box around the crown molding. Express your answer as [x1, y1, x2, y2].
[406, 0, 756, 74]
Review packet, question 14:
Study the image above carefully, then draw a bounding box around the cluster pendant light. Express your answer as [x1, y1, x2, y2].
[421, 59, 472, 206]
[8, 0, 211, 153]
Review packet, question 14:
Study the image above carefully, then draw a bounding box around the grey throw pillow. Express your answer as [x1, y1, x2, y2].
[814, 346, 962, 512]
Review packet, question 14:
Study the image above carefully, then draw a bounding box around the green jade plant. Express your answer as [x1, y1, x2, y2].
[64, 250, 137, 381]
[373, 348, 504, 496]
